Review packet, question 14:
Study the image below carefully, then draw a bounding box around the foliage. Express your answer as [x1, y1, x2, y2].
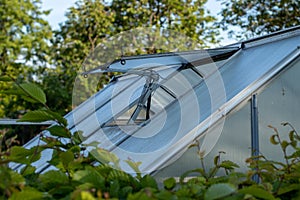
[0, 0, 52, 117]
[110, 0, 219, 46]
[0, 0, 53, 147]
[219, 0, 300, 39]
[43, 0, 115, 114]
[0, 78, 300, 199]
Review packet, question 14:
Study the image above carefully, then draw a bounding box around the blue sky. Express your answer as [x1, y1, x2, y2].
[41, 0, 237, 45]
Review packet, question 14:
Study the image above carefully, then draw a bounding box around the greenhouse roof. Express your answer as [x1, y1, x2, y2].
[11, 26, 300, 174]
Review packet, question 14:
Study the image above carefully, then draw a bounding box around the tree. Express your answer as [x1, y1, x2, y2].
[219, 0, 300, 39]
[0, 0, 52, 118]
[48, 0, 219, 113]
[0, 0, 52, 145]
[111, 0, 219, 46]
[42, 0, 115, 114]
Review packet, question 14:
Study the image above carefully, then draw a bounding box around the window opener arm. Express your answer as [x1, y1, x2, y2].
[129, 70, 159, 123]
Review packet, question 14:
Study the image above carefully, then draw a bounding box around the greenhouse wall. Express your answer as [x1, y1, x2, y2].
[258, 57, 300, 162]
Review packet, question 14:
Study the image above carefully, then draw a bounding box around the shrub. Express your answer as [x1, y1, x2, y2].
[1, 77, 300, 199]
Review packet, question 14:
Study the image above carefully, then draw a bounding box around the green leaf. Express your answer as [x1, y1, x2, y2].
[9, 187, 44, 200]
[18, 110, 56, 123]
[1, 87, 26, 96]
[128, 190, 154, 200]
[155, 190, 175, 200]
[8, 146, 39, 165]
[277, 184, 300, 195]
[20, 165, 36, 176]
[45, 109, 68, 126]
[120, 186, 133, 198]
[39, 170, 69, 190]
[109, 180, 120, 197]
[289, 131, 295, 142]
[140, 175, 158, 189]
[18, 109, 67, 126]
[214, 155, 220, 166]
[163, 177, 176, 190]
[205, 183, 236, 200]
[48, 185, 74, 197]
[187, 176, 206, 185]
[69, 145, 81, 154]
[281, 140, 289, 150]
[270, 135, 279, 145]
[176, 187, 193, 198]
[189, 184, 205, 198]
[47, 125, 71, 138]
[73, 167, 105, 189]
[107, 169, 132, 183]
[9, 170, 26, 186]
[19, 83, 46, 104]
[219, 160, 240, 170]
[72, 131, 83, 144]
[180, 168, 206, 184]
[125, 160, 142, 174]
[91, 148, 120, 167]
[60, 150, 74, 168]
[80, 191, 96, 200]
[239, 186, 276, 200]
[0, 75, 12, 82]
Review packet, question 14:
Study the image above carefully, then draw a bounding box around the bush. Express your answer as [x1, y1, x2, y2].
[1, 77, 300, 199]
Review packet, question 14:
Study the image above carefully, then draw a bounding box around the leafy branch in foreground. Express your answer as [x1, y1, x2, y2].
[245, 123, 300, 199]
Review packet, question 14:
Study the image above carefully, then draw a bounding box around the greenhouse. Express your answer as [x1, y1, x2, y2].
[11, 26, 300, 179]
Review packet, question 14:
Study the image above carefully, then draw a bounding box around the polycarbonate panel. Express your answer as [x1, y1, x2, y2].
[195, 60, 226, 77]
[66, 75, 142, 129]
[257, 57, 300, 163]
[221, 35, 300, 103]
[162, 68, 202, 97]
[154, 65, 179, 79]
[71, 76, 146, 137]
[151, 88, 175, 108]
[154, 100, 252, 179]
[112, 78, 211, 153]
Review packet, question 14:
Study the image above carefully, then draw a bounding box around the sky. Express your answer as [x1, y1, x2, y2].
[41, 0, 237, 45]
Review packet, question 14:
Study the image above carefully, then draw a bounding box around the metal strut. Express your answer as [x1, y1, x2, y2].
[251, 93, 260, 183]
[129, 70, 160, 123]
